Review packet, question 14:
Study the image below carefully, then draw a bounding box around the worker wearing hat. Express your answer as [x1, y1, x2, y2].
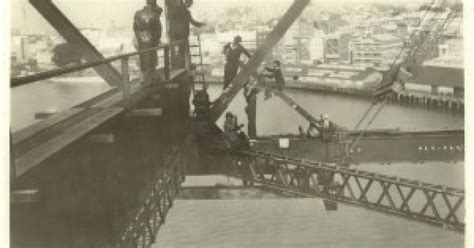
[322, 114, 331, 129]
[222, 35, 252, 89]
[133, 0, 163, 85]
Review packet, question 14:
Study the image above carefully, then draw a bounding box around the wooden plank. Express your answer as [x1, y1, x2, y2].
[10, 189, 40, 204]
[121, 58, 131, 109]
[34, 111, 58, 120]
[130, 108, 162, 117]
[12, 108, 84, 146]
[13, 109, 101, 157]
[91, 83, 142, 109]
[87, 134, 115, 143]
[92, 69, 186, 109]
[170, 68, 187, 79]
[14, 107, 124, 178]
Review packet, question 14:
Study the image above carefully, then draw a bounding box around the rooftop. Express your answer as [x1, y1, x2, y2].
[423, 56, 463, 69]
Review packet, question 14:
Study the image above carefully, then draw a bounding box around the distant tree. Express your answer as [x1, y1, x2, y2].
[431, 6, 445, 12]
[51, 43, 83, 68]
[452, 2, 463, 12]
[418, 4, 446, 12]
[391, 6, 407, 16]
[419, 4, 431, 11]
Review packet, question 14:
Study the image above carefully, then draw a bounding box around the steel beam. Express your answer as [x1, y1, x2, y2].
[227, 151, 465, 232]
[29, 0, 122, 85]
[210, 0, 310, 122]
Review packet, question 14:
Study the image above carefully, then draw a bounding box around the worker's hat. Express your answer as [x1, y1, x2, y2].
[323, 114, 329, 119]
[147, 0, 157, 5]
[226, 112, 233, 118]
[234, 35, 242, 43]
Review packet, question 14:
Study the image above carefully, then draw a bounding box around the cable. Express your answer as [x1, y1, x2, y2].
[353, 102, 377, 131]
[350, 97, 388, 151]
[349, 0, 462, 155]
[353, 0, 443, 132]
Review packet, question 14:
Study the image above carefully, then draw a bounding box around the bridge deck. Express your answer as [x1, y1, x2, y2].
[12, 69, 187, 179]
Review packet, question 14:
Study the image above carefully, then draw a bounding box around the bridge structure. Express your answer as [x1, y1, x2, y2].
[10, 0, 464, 247]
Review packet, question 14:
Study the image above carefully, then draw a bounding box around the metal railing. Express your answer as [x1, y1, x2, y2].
[116, 143, 189, 248]
[227, 151, 465, 232]
[11, 40, 187, 88]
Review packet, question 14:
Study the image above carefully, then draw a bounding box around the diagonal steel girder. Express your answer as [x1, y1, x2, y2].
[270, 89, 340, 131]
[210, 0, 310, 122]
[29, 0, 122, 86]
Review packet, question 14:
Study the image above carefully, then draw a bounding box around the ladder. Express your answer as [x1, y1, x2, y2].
[190, 35, 205, 85]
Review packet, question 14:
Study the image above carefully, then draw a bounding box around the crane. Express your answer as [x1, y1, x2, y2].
[373, 0, 462, 100]
[352, 0, 462, 151]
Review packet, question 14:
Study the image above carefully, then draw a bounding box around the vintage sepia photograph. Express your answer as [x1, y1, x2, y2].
[5, 0, 469, 247]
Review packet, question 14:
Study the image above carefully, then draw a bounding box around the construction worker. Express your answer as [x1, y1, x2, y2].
[264, 60, 285, 88]
[169, 0, 205, 68]
[133, 0, 163, 86]
[224, 112, 238, 133]
[223, 112, 244, 148]
[322, 114, 331, 129]
[320, 113, 334, 162]
[223, 36, 252, 89]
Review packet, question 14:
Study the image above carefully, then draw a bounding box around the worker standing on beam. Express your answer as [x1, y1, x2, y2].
[169, 0, 206, 68]
[223, 35, 252, 90]
[133, 0, 163, 86]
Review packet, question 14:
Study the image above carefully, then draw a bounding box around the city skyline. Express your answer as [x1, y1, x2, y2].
[10, 0, 433, 34]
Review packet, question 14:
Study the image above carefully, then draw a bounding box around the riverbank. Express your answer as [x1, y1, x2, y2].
[201, 79, 464, 115]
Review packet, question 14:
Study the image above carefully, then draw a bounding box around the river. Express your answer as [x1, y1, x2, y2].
[11, 78, 464, 247]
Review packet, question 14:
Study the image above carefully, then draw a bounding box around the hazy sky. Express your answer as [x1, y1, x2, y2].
[10, 0, 430, 34]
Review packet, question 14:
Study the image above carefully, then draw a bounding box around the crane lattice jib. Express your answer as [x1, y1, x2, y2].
[408, 0, 459, 63]
[377, 0, 460, 92]
[227, 151, 465, 233]
[210, 0, 310, 123]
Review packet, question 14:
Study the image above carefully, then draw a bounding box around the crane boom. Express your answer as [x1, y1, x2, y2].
[374, 0, 461, 99]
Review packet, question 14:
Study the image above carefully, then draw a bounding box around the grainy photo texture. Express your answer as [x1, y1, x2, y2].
[9, 0, 465, 247]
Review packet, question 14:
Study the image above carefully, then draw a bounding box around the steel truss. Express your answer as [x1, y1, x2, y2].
[227, 151, 465, 232]
[116, 145, 188, 248]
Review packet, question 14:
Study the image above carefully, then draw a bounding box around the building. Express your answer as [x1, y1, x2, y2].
[323, 32, 354, 64]
[438, 38, 463, 58]
[308, 35, 324, 63]
[405, 57, 464, 97]
[350, 33, 403, 66]
[404, 37, 463, 97]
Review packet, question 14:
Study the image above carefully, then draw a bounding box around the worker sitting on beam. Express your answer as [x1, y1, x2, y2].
[263, 60, 285, 89]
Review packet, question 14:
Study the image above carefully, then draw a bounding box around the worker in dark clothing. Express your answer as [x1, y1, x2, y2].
[134, 0, 163, 86]
[264, 60, 285, 88]
[223, 36, 252, 89]
[169, 0, 205, 68]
